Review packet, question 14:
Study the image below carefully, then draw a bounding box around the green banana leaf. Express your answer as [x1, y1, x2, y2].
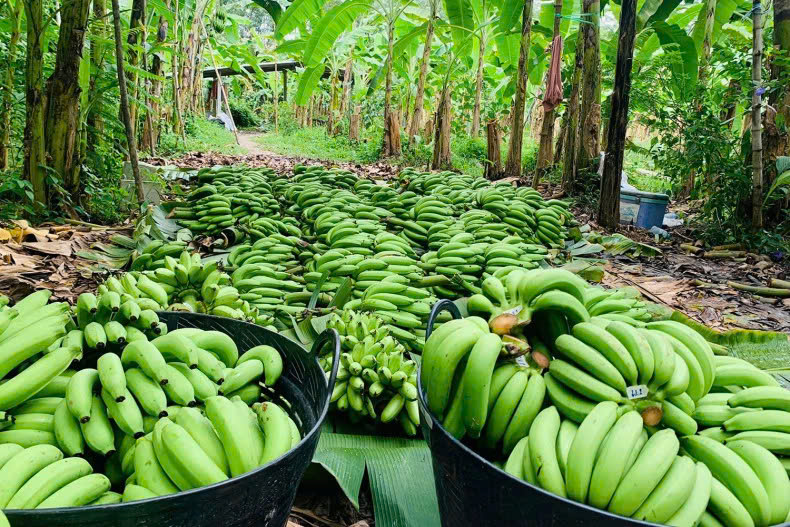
[671, 311, 790, 372]
[690, 0, 738, 56]
[303, 0, 371, 68]
[295, 65, 325, 105]
[274, 0, 324, 40]
[312, 432, 441, 527]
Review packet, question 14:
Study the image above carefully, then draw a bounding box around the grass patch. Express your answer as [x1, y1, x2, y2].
[157, 116, 246, 158]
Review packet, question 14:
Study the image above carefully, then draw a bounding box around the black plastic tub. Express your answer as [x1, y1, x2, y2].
[4, 313, 340, 527]
[420, 301, 661, 527]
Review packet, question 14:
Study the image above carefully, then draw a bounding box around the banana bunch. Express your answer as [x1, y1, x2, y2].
[323, 311, 420, 435]
[466, 268, 590, 333]
[125, 250, 260, 322]
[128, 239, 190, 272]
[0, 444, 111, 509]
[73, 289, 158, 351]
[583, 284, 653, 322]
[348, 281, 437, 351]
[172, 167, 282, 236]
[0, 291, 76, 414]
[226, 234, 301, 270]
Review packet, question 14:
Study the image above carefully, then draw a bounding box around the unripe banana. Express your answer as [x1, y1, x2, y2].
[97, 353, 126, 402]
[565, 401, 617, 503]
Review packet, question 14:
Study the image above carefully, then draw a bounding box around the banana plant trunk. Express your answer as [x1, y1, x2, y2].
[431, 87, 452, 169]
[0, 0, 22, 170]
[339, 56, 353, 117]
[562, 29, 584, 193]
[381, 21, 401, 157]
[471, 28, 486, 137]
[575, 0, 602, 181]
[45, 0, 92, 201]
[408, 8, 435, 145]
[171, 0, 184, 140]
[485, 119, 503, 179]
[751, 0, 764, 229]
[764, 0, 790, 189]
[142, 3, 169, 152]
[87, 0, 107, 148]
[598, 0, 637, 228]
[23, 0, 47, 207]
[534, 0, 564, 188]
[504, 0, 535, 179]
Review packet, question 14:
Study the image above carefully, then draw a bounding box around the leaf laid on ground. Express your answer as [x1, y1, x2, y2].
[312, 433, 440, 527]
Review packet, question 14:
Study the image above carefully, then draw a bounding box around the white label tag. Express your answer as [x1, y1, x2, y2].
[626, 385, 648, 400]
[503, 305, 523, 316]
[515, 355, 529, 367]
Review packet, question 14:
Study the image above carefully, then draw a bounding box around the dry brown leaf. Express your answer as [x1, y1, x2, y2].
[22, 241, 74, 257]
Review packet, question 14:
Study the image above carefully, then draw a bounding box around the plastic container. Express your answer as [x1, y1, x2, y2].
[619, 189, 670, 229]
[4, 313, 340, 527]
[420, 301, 659, 527]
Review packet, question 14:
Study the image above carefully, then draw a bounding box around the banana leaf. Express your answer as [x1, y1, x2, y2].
[671, 311, 790, 371]
[312, 432, 440, 527]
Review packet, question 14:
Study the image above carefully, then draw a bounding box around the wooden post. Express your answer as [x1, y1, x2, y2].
[597, 0, 637, 227]
[282, 70, 287, 101]
[752, 0, 764, 228]
[111, 0, 144, 204]
[200, 20, 239, 145]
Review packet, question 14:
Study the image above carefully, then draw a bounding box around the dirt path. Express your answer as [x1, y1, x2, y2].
[236, 131, 274, 156]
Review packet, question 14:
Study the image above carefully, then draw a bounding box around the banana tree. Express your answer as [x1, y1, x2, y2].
[276, 0, 425, 157]
[0, 0, 23, 171]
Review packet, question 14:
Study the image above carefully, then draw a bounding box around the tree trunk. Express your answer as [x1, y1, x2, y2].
[764, 0, 790, 184]
[503, 0, 535, 178]
[382, 21, 401, 156]
[126, 0, 146, 136]
[575, 0, 602, 180]
[407, 6, 435, 145]
[431, 88, 452, 169]
[598, 0, 637, 228]
[23, 0, 47, 206]
[424, 114, 433, 141]
[562, 28, 584, 193]
[112, 0, 144, 204]
[471, 28, 486, 137]
[0, 0, 22, 170]
[45, 0, 92, 200]
[534, 0, 564, 188]
[485, 120, 503, 179]
[349, 104, 361, 141]
[87, 0, 107, 147]
[751, 0, 764, 229]
[141, 2, 168, 152]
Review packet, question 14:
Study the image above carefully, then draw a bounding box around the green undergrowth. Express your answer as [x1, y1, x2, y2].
[253, 126, 542, 179]
[158, 116, 246, 158]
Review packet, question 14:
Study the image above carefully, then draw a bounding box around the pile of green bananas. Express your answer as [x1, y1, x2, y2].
[420, 262, 790, 527]
[169, 166, 287, 237]
[0, 291, 75, 414]
[108, 251, 264, 323]
[0, 307, 300, 509]
[322, 311, 420, 435]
